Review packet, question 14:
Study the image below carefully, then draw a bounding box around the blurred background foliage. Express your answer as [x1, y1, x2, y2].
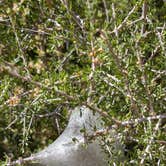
[0, 0, 166, 165]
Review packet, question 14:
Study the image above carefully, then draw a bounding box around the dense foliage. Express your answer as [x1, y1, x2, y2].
[0, 0, 166, 165]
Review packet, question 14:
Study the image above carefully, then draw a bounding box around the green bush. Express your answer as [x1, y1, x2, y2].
[0, 0, 165, 165]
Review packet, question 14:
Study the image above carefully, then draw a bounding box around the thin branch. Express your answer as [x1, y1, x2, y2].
[141, 0, 148, 35]
[140, 118, 162, 165]
[5, 116, 18, 130]
[85, 114, 166, 140]
[152, 69, 166, 83]
[127, 17, 143, 26]
[102, 0, 109, 22]
[116, 5, 137, 32]
[35, 110, 64, 119]
[111, 3, 118, 37]
[109, 4, 138, 35]
[0, 62, 76, 101]
[134, 1, 155, 115]
[148, 45, 160, 62]
[155, 140, 166, 145]
[102, 77, 125, 96]
[84, 103, 122, 125]
[136, 54, 155, 115]
[60, 0, 85, 37]
[121, 114, 166, 126]
[0, 22, 70, 41]
[55, 49, 75, 72]
[84, 103, 166, 128]
[100, 30, 139, 114]
[156, 23, 166, 55]
[7, 155, 37, 166]
[87, 41, 96, 104]
[9, 16, 27, 67]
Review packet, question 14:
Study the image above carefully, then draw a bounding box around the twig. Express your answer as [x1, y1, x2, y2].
[156, 23, 166, 55]
[105, 73, 120, 83]
[0, 62, 76, 101]
[152, 69, 166, 83]
[85, 114, 166, 140]
[102, 77, 125, 96]
[109, 4, 138, 35]
[127, 17, 143, 26]
[148, 45, 160, 62]
[112, 3, 118, 37]
[93, 114, 166, 136]
[136, 52, 155, 114]
[116, 5, 137, 32]
[102, 0, 109, 22]
[55, 49, 75, 72]
[7, 155, 38, 166]
[140, 118, 162, 165]
[155, 140, 166, 145]
[135, 1, 155, 115]
[86, 105, 166, 127]
[54, 117, 61, 135]
[35, 108, 65, 119]
[141, 0, 148, 35]
[121, 114, 166, 126]
[87, 40, 96, 104]
[0, 22, 70, 41]
[9, 16, 27, 67]
[100, 30, 139, 114]
[84, 103, 122, 125]
[60, 0, 85, 37]
[5, 116, 18, 130]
